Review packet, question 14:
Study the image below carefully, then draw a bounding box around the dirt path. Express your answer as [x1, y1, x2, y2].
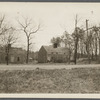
[0, 64, 100, 70]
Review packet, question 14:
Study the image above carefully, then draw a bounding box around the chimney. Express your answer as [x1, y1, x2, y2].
[53, 43, 57, 48]
[8, 44, 11, 49]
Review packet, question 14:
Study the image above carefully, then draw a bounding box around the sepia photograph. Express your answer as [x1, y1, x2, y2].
[0, 2, 100, 96]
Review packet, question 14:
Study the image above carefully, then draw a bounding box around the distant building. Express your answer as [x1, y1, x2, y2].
[0, 46, 26, 64]
[0, 47, 6, 63]
[38, 45, 70, 63]
[10, 47, 26, 63]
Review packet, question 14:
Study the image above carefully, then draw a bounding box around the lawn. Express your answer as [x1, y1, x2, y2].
[0, 67, 100, 93]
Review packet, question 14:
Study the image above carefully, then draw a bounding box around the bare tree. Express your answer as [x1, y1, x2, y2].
[0, 14, 18, 65]
[17, 16, 42, 64]
[1, 27, 17, 65]
[0, 14, 8, 36]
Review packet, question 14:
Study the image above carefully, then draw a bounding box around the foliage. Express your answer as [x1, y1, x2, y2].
[51, 36, 61, 47]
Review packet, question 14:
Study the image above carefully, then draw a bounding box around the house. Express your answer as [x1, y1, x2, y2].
[0, 46, 26, 64]
[0, 47, 6, 63]
[10, 47, 26, 63]
[38, 45, 70, 63]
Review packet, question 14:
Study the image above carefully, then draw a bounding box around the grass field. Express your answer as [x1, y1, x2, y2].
[0, 66, 100, 93]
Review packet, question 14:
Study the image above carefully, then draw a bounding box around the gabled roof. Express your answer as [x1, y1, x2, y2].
[0, 46, 26, 54]
[43, 45, 69, 54]
[11, 47, 26, 54]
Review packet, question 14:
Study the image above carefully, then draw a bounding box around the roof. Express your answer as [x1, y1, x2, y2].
[0, 46, 26, 55]
[43, 45, 69, 54]
[11, 47, 26, 54]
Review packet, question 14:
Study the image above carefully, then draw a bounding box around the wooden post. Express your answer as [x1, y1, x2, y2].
[86, 19, 91, 64]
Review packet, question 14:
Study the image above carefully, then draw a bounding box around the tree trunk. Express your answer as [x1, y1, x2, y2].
[74, 37, 78, 64]
[95, 38, 98, 60]
[6, 53, 9, 65]
[91, 49, 94, 60]
[80, 43, 83, 58]
[68, 48, 71, 64]
[86, 42, 91, 64]
[99, 39, 100, 62]
[26, 39, 29, 64]
[88, 47, 91, 64]
[6, 46, 9, 65]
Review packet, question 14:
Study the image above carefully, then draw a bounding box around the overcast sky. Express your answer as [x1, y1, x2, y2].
[0, 3, 100, 51]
